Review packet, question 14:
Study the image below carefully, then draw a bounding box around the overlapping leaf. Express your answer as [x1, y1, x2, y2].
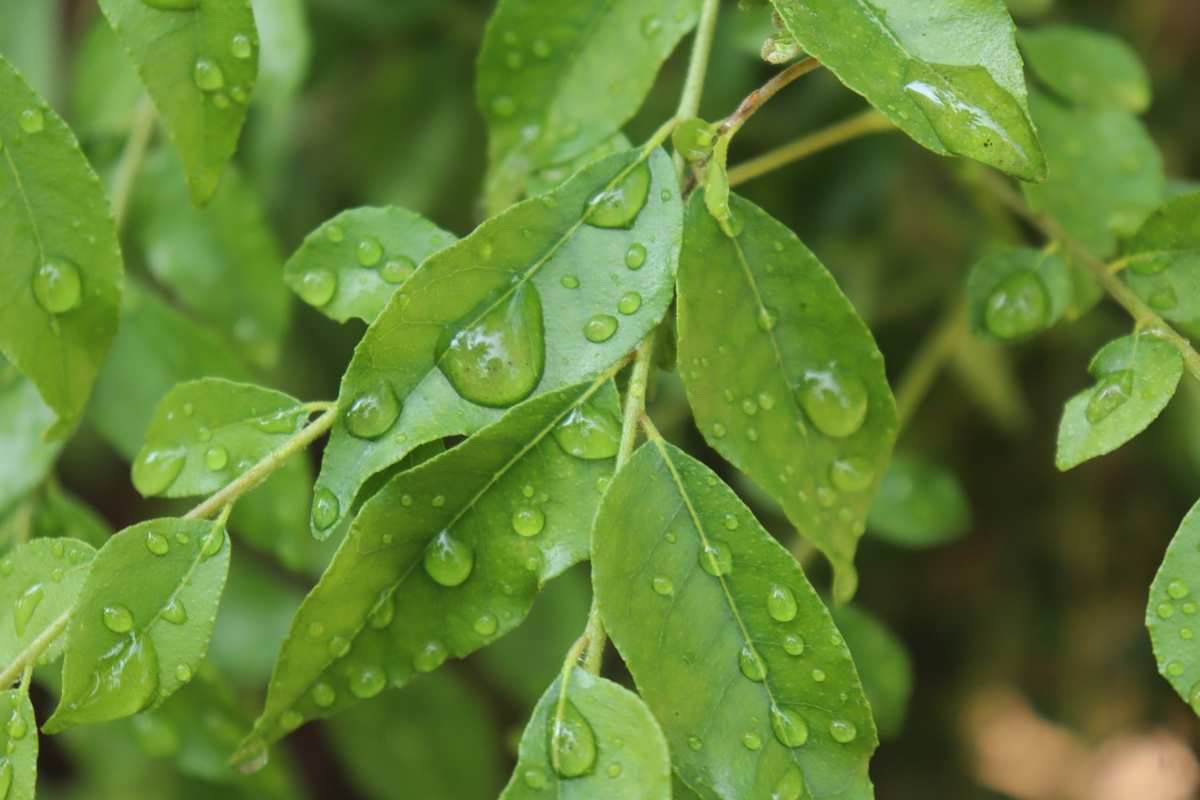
[283, 206, 456, 324]
[311, 147, 680, 537]
[1056, 333, 1182, 470]
[0, 538, 96, 664]
[768, 0, 1045, 180]
[594, 441, 876, 800]
[500, 666, 671, 799]
[477, 0, 699, 212]
[1019, 25, 1150, 113]
[130, 378, 306, 499]
[0, 365, 62, 512]
[45, 518, 231, 732]
[965, 248, 1070, 342]
[238, 380, 619, 760]
[677, 193, 897, 602]
[1147, 499, 1200, 716]
[0, 687, 37, 800]
[1121, 193, 1200, 335]
[98, 0, 259, 203]
[867, 453, 970, 548]
[0, 55, 123, 439]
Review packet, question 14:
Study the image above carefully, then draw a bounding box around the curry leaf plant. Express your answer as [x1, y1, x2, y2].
[2, 0, 1200, 797]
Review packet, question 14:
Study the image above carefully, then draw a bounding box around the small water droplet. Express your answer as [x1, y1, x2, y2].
[583, 314, 618, 343]
[311, 682, 336, 707]
[524, 768, 548, 789]
[984, 271, 1049, 340]
[133, 448, 186, 496]
[511, 507, 545, 537]
[231, 34, 253, 59]
[349, 665, 386, 699]
[811, 668, 826, 682]
[18, 108, 44, 134]
[145, 532, 170, 557]
[345, 384, 401, 439]
[103, 604, 134, 634]
[6, 708, 26, 741]
[739, 644, 767, 682]
[532, 39, 551, 58]
[367, 592, 395, 629]
[652, 575, 674, 596]
[1086, 370, 1133, 424]
[799, 366, 869, 438]
[1149, 287, 1178, 311]
[13, 584, 44, 637]
[161, 597, 187, 625]
[174, 663, 193, 683]
[491, 95, 517, 117]
[192, 59, 225, 92]
[413, 640, 447, 673]
[329, 636, 351, 658]
[586, 162, 651, 229]
[757, 307, 779, 332]
[625, 243, 647, 270]
[770, 705, 809, 748]
[32, 258, 83, 314]
[356, 237, 384, 267]
[767, 584, 798, 622]
[741, 730, 763, 750]
[200, 526, 225, 559]
[432, 495, 446, 508]
[423, 531, 474, 587]
[1169, 580, 1190, 599]
[297, 269, 336, 307]
[549, 700, 597, 778]
[312, 487, 340, 531]
[1158, 602, 1176, 620]
[783, 634, 805, 656]
[1167, 660, 1185, 677]
[560, 275, 580, 289]
[699, 541, 733, 576]
[723, 514, 739, 530]
[204, 445, 229, 471]
[474, 614, 498, 636]
[829, 719, 858, 744]
[711, 423, 727, 438]
[617, 291, 642, 315]
[381, 256, 416, 285]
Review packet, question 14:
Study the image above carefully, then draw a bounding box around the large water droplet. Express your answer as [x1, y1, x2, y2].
[161, 597, 187, 625]
[699, 541, 733, 576]
[586, 162, 651, 228]
[312, 487, 340, 531]
[829, 719, 858, 744]
[145, 531, 170, 557]
[413, 640, 447, 673]
[103, 605, 135, 634]
[1086, 369, 1133, 424]
[33, 258, 83, 314]
[584, 314, 618, 343]
[423, 531, 474, 587]
[783, 634, 805, 656]
[204, 445, 229, 471]
[349, 665, 386, 699]
[770, 705, 809, 748]
[511, 508, 545, 537]
[13, 583, 44, 637]
[829, 456, 875, 493]
[984, 271, 1049, 340]
[549, 700, 598, 778]
[738, 644, 768, 682]
[356, 237, 384, 267]
[553, 400, 620, 460]
[799, 366, 869, 438]
[192, 59, 225, 92]
[437, 283, 545, 408]
[132, 448, 186, 496]
[297, 269, 336, 306]
[767, 584, 798, 622]
[345, 384, 401, 439]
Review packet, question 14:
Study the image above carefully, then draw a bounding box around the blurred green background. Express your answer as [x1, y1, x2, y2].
[3, 0, 1199, 797]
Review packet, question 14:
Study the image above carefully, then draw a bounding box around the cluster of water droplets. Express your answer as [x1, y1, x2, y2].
[185, 29, 253, 110]
[297, 220, 426, 310]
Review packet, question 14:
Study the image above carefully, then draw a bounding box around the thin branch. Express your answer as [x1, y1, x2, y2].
[894, 300, 968, 429]
[717, 57, 821, 138]
[727, 109, 893, 188]
[0, 609, 70, 688]
[109, 95, 157, 231]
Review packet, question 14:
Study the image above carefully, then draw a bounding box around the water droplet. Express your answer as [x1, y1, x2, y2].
[328, 636, 351, 658]
[13, 584, 44, 637]
[474, 614, 498, 636]
[830, 456, 875, 492]
[192, 59, 225, 92]
[491, 95, 516, 117]
[757, 306, 779, 332]
[652, 575, 674, 595]
[641, 15, 662, 36]
[312, 487, 340, 531]
[231, 34, 252, 60]
[984, 271, 1049, 340]
[767, 584, 798, 622]
[739, 644, 767, 682]
[783, 634, 805, 656]
[6, 708, 26, 741]
[509, 507, 545, 538]
[381, 256, 416, 285]
[423, 531, 474, 587]
[367, 592, 395, 629]
[1157, 602, 1175, 619]
[625, 243, 647, 270]
[345, 384, 401, 439]
[560, 275, 580, 289]
[829, 719, 858, 744]
[103, 604, 134, 634]
[174, 663, 193, 683]
[617, 292, 642, 315]
[524, 768, 548, 789]
[133, 448, 185, 496]
[711, 423, 727, 438]
[553, 400, 620, 459]
[723, 514, 739, 530]
[768, 705, 809, 748]
[549, 700, 597, 778]
[204, 445, 229, 471]
[799, 366, 869, 438]
[311, 682, 336, 707]
[741, 731, 763, 750]
[699, 541, 733, 576]
[349, 666, 386, 699]
[586, 162, 651, 228]
[413, 640, 447, 673]
[297, 269, 336, 307]
[356, 237, 384, 267]
[1086, 370, 1133, 424]
[200, 526, 225, 559]
[1169, 580, 1190, 599]
[531, 38, 551, 58]
[18, 108, 43, 134]
[145, 532, 170, 557]
[811, 668, 826, 682]
[432, 495, 446, 508]
[1167, 660, 1185, 677]
[32, 258, 83, 314]
[584, 314, 618, 343]
[161, 597, 186, 625]
[437, 283, 545, 408]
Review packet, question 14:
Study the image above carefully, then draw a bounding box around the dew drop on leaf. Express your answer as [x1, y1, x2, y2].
[423, 531, 474, 587]
[380, 256, 416, 285]
[367, 592, 395, 629]
[6, 708, 26, 741]
[311, 487, 340, 531]
[799, 366, 869, 438]
[651, 576, 674, 596]
[174, 663, 192, 683]
[699, 541, 733, 576]
[783, 634, 805, 656]
[311, 682, 336, 708]
[491, 95, 517, 117]
[1085, 369, 1134, 424]
[102, 605, 134, 634]
[617, 292, 642, 315]
[32, 258, 83, 314]
[413, 640, 447, 673]
[770, 705, 809, 748]
[345, 383, 401, 439]
[297, 269, 337, 307]
[144, 531, 170, 557]
[757, 306, 779, 332]
[355, 237, 384, 267]
[585, 162, 651, 228]
[552, 401, 620, 460]
[773, 767, 807, 800]
[524, 768, 548, 789]
[829, 456, 875, 492]
[984, 271, 1049, 340]
[767, 584, 798, 622]
[13, 583, 44, 637]
[18, 108, 43, 133]
[548, 700, 598, 778]
[204, 445, 229, 471]
[738, 644, 768, 682]
[473, 613, 498, 636]
[625, 243, 647, 270]
[349, 666, 386, 699]
[161, 597, 187, 625]
[1169, 580, 1190, 599]
[741, 731, 763, 750]
[230, 34, 253, 60]
[829, 718, 858, 744]
[511, 508, 545, 537]
[132, 448, 186, 496]
[192, 59, 225, 92]
[584, 314, 618, 343]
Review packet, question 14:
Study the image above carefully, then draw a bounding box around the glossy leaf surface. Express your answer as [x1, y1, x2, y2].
[594, 441, 876, 800]
[866, 453, 970, 548]
[0, 538, 96, 664]
[1019, 25, 1150, 113]
[283, 206, 456, 324]
[677, 193, 897, 601]
[768, 0, 1045, 180]
[1121, 193, 1200, 333]
[0, 55, 123, 438]
[312, 148, 680, 537]
[500, 666, 671, 799]
[240, 380, 619, 758]
[131, 378, 305, 499]
[965, 247, 1070, 342]
[1147, 499, 1200, 716]
[45, 518, 231, 732]
[98, 0, 259, 203]
[1055, 333, 1182, 471]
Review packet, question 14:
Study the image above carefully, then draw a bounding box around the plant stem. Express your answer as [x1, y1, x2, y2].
[977, 171, 1200, 384]
[672, 0, 722, 175]
[718, 57, 821, 139]
[110, 95, 157, 231]
[727, 109, 893, 188]
[615, 340, 657, 469]
[894, 300, 968, 429]
[0, 609, 70, 688]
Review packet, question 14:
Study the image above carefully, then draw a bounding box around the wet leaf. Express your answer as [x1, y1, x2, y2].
[312, 148, 680, 537]
[593, 441, 876, 800]
[477, 0, 699, 212]
[1019, 25, 1150, 113]
[98, 0, 259, 204]
[769, 0, 1045, 180]
[831, 605, 912, 740]
[0, 686, 38, 800]
[0, 55, 123, 439]
[1055, 333, 1182, 471]
[677, 192, 897, 602]
[283, 206, 456, 324]
[0, 538, 96, 664]
[0, 365, 62, 512]
[45, 517, 231, 732]
[237, 380, 619, 760]
[1147, 499, 1200, 717]
[867, 453, 970, 548]
[130, 378, 306, 499]
[1121, 193, 1200, 333]
[965, 248, 1071, 342]
[500, 666, 671, 799]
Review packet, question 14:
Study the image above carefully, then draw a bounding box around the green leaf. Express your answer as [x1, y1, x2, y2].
[524, 133, 631, 198]
[133, 149, 288, 368]
[98, 0, 259, 204]
[0, 0, 57, 98]
[768, 0, 1045, 181]
[0, 538, 96, 664]
[676, 193, 897, 602]
[311, 147, 680, 537]
[330, 673, 504, 800]
[1121, 193, 1200, 333]
[1019, 25, 1150, 114]
[0, 365, 62, 512]
[965, 247, 1070, 342]
[0, 686, 38, 800]
[500, 666, 672, 799]
[830, 606, 912, 740]
[26, 483, 115, 549]
[593, 441, 877, 800]
[1022, 91, 1164, 257]
[476, 0, 699, 213]
[867, 453, 970, 548]
[249, 0, 311, 105]
[1147, 499, 1200, 716]
[45, 517, 231, 733]
[283, 206, 456, 324]
[1055, 333, 1182, 471]
[1005, 0, 1053, 18]
[0, 55, 124, 439]
[238, 380, 619, 760]
[89, 280, 251, 460]
[130, 378, 305, 499]
[69, 20, 143, 140]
